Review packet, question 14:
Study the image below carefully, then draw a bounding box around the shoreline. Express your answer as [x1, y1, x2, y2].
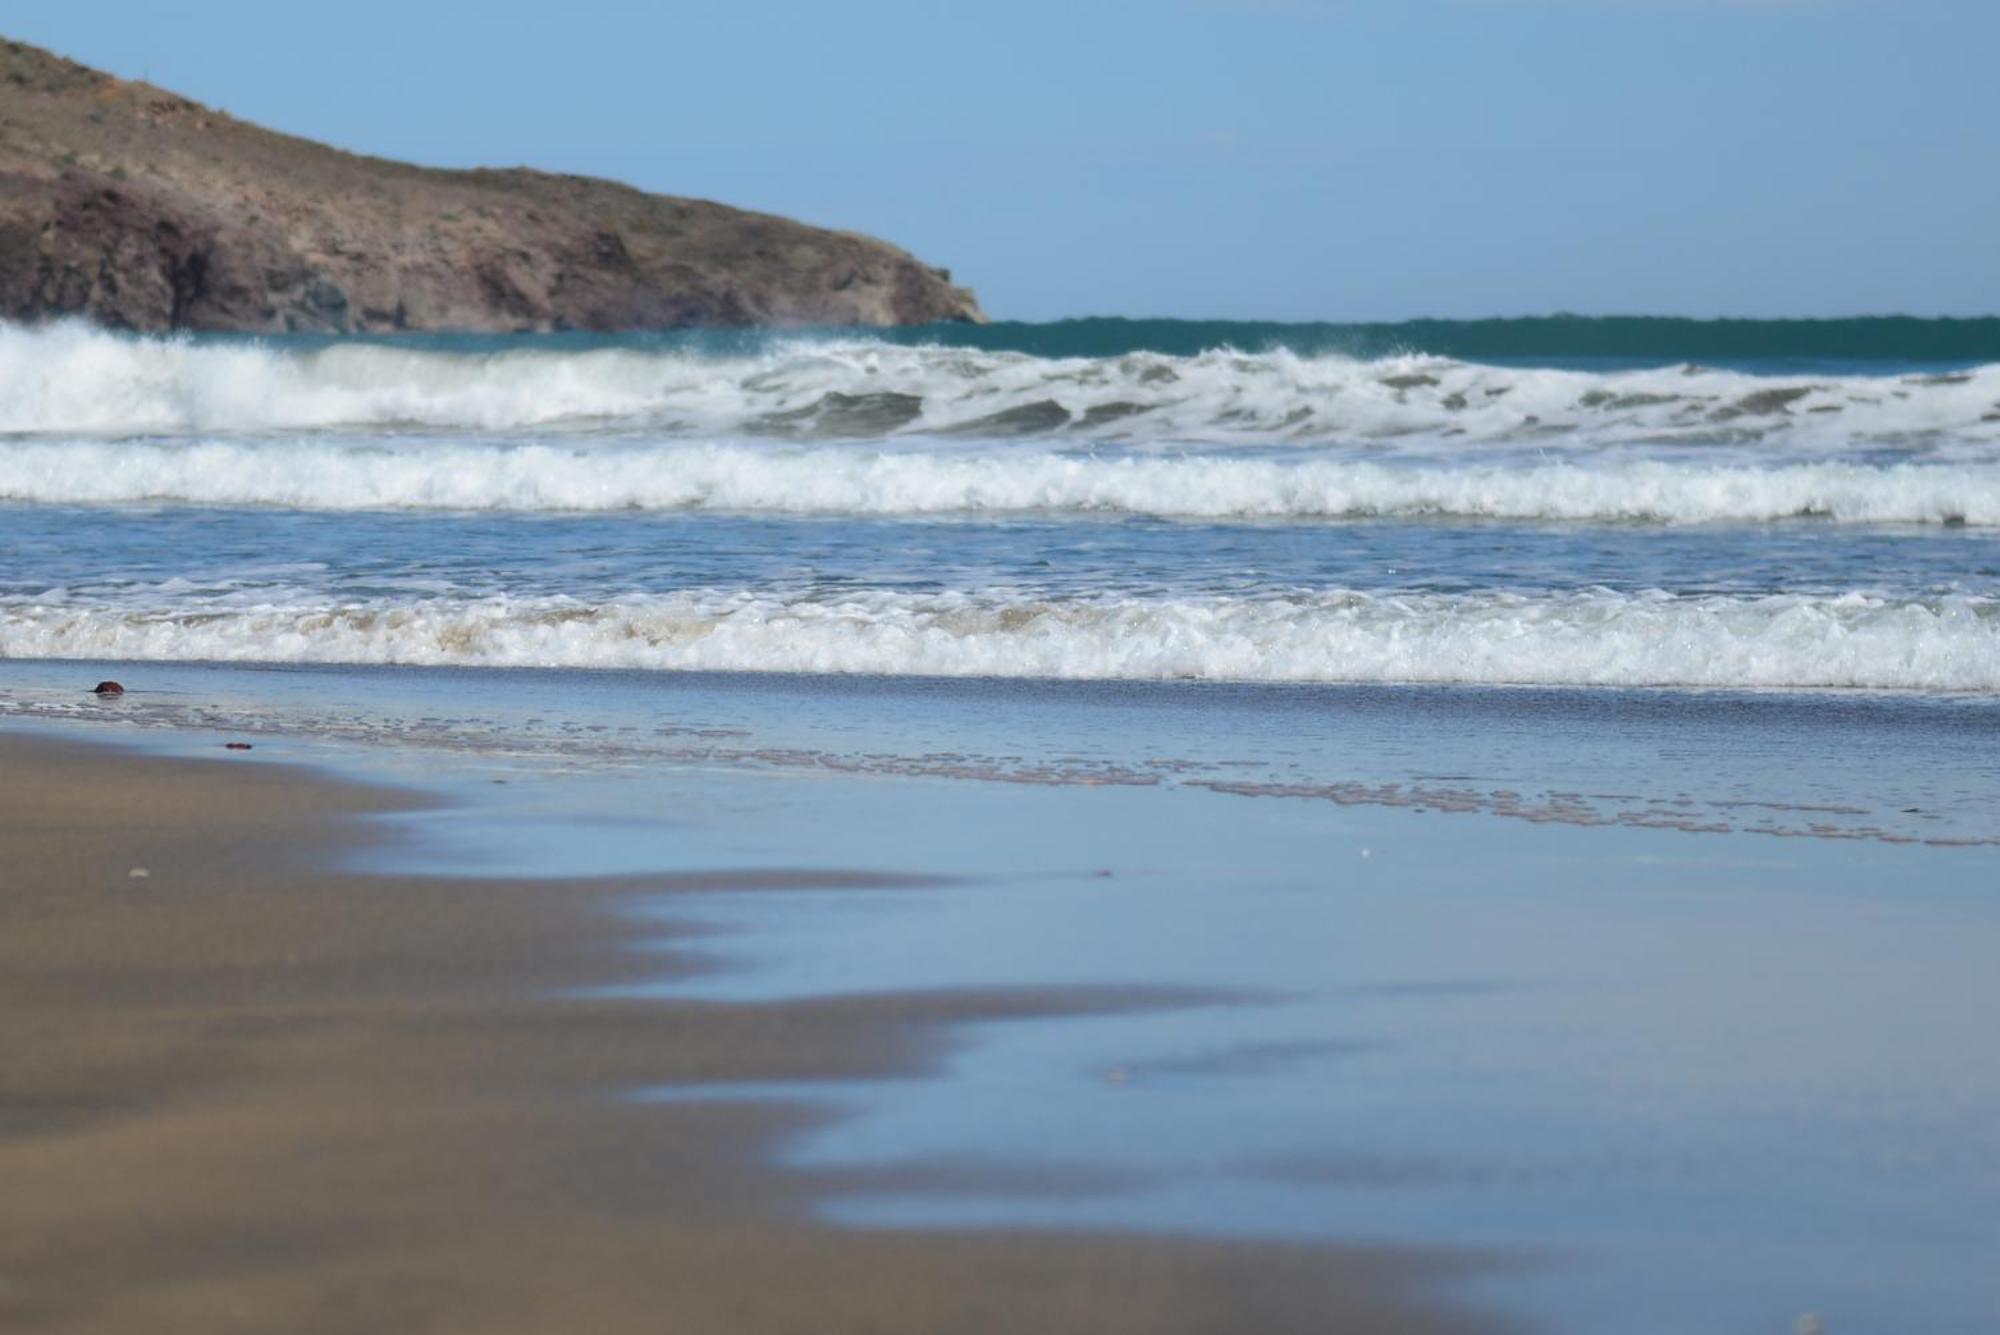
[4, 657, 1994, 851]
[0, 726, 1513, 1334]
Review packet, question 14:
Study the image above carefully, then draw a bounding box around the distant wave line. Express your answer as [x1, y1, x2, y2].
[24, 314, 2000, 364]
[883, 314, 2000, 365]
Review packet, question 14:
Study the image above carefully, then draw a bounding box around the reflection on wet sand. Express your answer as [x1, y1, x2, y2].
[0, 732, 1513, 1335]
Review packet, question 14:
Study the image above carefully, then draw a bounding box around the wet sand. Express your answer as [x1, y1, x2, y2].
[0, 731, 1513, 1335]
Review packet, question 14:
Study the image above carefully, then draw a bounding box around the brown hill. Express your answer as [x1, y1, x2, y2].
[0, 38, 984, 333]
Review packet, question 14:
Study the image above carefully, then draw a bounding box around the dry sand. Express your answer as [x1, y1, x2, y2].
[0, 731, 1516, 1334]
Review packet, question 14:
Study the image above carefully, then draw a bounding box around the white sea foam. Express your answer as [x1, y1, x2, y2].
[2, 436, 1996, 523]
[6, 589, 1995, 690]
[4, 319, 1998, 446]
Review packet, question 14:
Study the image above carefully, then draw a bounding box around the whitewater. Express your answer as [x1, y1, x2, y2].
[6, 588, 1996, 691]
[7, 319, 1999, 447]
[3, 319, 1998, 693]
[6, 439, 2000, 525]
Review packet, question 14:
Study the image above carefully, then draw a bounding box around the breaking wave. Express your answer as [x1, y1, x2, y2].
[4, 320, 1999, 446]
[4, 437, 2000, 524]
[6, 588, 1996, 691]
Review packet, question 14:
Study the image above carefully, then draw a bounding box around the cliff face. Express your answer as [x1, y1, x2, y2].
[0, 39, 984, 333]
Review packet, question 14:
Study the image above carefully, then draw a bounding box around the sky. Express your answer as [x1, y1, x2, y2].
[10, 1, 1998, 322]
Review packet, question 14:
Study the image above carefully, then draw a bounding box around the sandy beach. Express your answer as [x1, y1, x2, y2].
[0, 729, 1510, 1335]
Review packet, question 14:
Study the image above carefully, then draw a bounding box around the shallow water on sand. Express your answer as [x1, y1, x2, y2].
[624, 778, 2000, 1335]
[6, 662, 1998, 1334]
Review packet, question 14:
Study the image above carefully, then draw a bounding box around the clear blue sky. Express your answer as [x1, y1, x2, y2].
[12, 2, 1997, 321]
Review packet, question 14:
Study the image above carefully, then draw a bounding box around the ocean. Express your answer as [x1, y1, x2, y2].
[5, 315, 2000, 1333]
[4, 315, 2000, 691]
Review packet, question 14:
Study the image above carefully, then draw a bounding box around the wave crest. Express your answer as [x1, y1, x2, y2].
[3, 437, 1997, 524]
[5, 320, 1999, 446]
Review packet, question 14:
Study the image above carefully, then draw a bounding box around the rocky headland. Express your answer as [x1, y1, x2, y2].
[0, 38, 984, 333]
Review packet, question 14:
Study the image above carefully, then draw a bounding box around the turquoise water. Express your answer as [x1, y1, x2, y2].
[232, 314, 2000, 367]
[904, 314, 2000, 365]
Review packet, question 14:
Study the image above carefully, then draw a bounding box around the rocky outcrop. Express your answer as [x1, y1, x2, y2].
[0, 39, 984, 333]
